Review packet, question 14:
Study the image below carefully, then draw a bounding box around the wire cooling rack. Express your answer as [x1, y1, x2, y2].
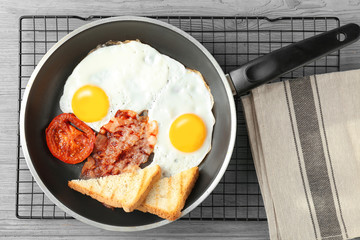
[17, 16, 340, 220]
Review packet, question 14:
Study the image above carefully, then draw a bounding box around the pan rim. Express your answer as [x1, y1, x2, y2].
[19, 15, 237, 231]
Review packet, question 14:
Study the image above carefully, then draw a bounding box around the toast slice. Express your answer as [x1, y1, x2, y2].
[137, 166, 199, 221]
[68, 165, 161, 212]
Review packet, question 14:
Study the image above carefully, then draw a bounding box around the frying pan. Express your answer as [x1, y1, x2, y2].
[20, 16, 360, 231]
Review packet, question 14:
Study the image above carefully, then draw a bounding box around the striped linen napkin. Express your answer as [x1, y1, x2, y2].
[241, 69, 360, 240]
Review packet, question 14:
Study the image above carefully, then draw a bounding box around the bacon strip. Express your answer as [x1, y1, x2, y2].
[81, 110, 158, 179]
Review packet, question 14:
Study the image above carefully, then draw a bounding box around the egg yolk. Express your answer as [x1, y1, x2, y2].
[169, 113, 206, 153]
[71, 85, 109, 123]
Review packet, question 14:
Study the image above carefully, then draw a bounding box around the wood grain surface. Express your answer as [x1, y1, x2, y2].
[1, 0, 360, 239]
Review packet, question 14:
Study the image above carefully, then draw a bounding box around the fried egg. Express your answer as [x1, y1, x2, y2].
[59, 41, 214, 177]
[60, 41, 169, 131]
[148, 63, 214, 177]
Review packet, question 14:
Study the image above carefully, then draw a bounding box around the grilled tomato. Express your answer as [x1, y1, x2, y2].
[45, 113, 95, 164]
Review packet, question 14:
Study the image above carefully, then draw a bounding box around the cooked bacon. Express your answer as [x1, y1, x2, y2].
[81, 110, 158, 179]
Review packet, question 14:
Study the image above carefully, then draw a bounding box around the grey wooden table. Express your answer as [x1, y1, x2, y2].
[2, 1, 360, 239]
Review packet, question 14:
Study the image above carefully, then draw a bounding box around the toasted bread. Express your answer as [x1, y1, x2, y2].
[137, 166, 199, 221]
[68, 165, 161, 212]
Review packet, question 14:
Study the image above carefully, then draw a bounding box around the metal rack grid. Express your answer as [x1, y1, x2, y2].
[17, 16, 340, 220]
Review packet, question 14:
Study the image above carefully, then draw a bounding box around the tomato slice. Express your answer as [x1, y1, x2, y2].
[45, 113, 95, 164]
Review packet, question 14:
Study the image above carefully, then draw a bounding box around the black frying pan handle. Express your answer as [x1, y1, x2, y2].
[228, 23, 360, 95]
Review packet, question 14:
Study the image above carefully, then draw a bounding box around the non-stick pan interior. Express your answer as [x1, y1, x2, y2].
[23, 18, 235, 228]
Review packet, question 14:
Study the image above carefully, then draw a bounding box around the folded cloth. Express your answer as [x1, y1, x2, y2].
[241, 69, 360, 240]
